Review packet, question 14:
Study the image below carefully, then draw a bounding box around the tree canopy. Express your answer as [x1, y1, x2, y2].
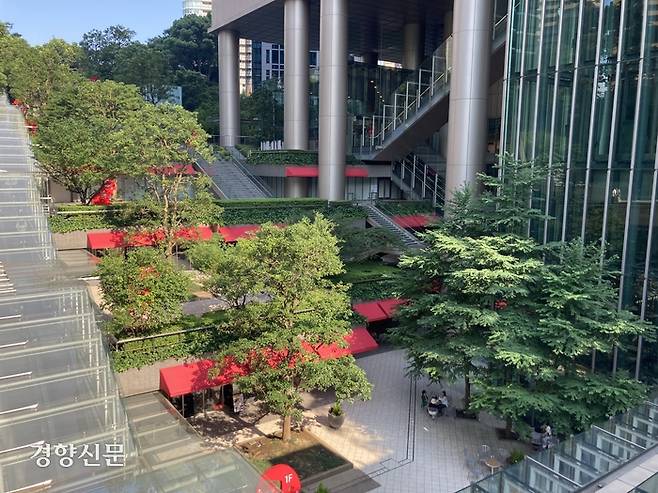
[392, 158, 651, 436]
[79, 25, 135, 79]
[194, 216, 372, 440]
[33, 79, 147, 203]
[114, 43, 173, 104]
[98, 248, 191, 338]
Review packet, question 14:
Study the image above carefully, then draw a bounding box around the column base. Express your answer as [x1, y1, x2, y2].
[284, 177, 308, 198]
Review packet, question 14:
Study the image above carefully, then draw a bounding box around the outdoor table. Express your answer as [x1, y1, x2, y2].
[483, 456, 503, 474]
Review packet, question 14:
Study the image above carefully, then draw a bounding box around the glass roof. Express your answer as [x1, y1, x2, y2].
[0, 97, 269, 493]
[457, 395, 658, 493]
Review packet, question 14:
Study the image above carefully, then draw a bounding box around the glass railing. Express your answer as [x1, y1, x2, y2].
[456, 396, 658, 493]
[352, 14, 508, 156]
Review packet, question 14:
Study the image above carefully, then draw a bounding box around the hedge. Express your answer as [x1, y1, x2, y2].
[49, 199, 367, 233]
[111, 312, 231, 372]
[245, 150, 362, 166]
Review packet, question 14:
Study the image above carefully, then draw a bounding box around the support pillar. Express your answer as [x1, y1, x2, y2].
[318, 0, 348, 201]
[402, 22, 425, 70]
[218, 30, 240, 147]
[445, 0, 492, 205]
[284, 0, 310, 197]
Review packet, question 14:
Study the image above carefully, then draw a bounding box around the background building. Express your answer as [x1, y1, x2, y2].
[501, 0, 658, 379]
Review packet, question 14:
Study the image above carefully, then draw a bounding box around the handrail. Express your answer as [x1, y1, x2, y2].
[225, 152, 274, 198]
[353, 14, 508, 155]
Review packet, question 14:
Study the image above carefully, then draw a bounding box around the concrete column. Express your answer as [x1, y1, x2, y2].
[284, 177, 308, 197]
[445, 0, 492, 204]
[218, 30, 240, 147]
[284, 0, 310, 197]
[318, 0, 348, 201]
[402, 22, 425, 70]
[284, 0, 310, 150]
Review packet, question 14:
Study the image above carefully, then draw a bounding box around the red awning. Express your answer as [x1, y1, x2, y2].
[378, 298, 406, 318]
[345, 326, 379, 354]
[392, 214, 437, 229]
[285, 166, 318, 178]
[353, 300, 389, 322]
[86, 226, 213, 250]
[159, 327, 379, 397]
[217, 224, 261, 243]
[345, 166, 368, 178]
[150, 164, 198, 176]
[284, 166, 369, 178]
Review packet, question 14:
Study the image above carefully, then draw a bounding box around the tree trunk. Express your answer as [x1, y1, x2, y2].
[463, 374, 471, 411]
[282, 415, 292, 441]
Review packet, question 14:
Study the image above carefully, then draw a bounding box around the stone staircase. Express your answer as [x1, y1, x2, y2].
[195, 152, 272, 199]
[362, 203, 425, 249]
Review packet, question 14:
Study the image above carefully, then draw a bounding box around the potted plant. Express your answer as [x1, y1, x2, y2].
[328, 402, 345, 429]
[507, 449, 525, 465]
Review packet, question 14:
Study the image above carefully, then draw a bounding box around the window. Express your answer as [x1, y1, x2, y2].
[272, 50, 279, 64]
[280, 51, 284, 65]
[266, 50, 270, 63]
[266, 69, 270, 78]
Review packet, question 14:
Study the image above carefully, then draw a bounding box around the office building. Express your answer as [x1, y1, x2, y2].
[502, 0, 658, 379]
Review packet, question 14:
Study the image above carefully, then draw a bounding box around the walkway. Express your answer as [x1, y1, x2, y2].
[190, 349, 525, 493]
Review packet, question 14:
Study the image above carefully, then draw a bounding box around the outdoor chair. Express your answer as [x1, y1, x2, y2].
[477, 444, 491, 460]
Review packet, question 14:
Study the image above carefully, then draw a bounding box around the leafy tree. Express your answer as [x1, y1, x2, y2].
[0, 33, 82, 117]
[79, 25, 135, 79]
[188, 239, 259, 309]
[98, 248, 191, 337]
[151, 15, 217, 79]
[114, 43, 173, 104]
[241, 79, 284, 143]
[390, 232, 542, 412]
[120, 103, 221, 256]
[442, 154, 551, 238]
[334, 224, 404, 262]
[474, 241, 650, 435]
[211, 216, 372, 440]
[33, 79, 147, 203]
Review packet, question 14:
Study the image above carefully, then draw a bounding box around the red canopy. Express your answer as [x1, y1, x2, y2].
[86, 226, 213, 250]
[345, 166, 368, 178]
[392, 214, 437, 229]
[285, 166, 318, 178]
[159, 327, 378, 398]
[378, 298, 406, 318]
[352, 300, 389, 322]
[217, 224, 261, 243]
[150, 164, 198, 176]
[284, 166, 369, 178]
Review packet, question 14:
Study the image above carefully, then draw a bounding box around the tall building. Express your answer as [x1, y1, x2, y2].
[502, 0, 658, 379]
[182, 0, 213, 16]
[183, 0, 254, 94]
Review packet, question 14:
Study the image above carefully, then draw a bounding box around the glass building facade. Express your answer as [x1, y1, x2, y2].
[502, 0, 658, 379]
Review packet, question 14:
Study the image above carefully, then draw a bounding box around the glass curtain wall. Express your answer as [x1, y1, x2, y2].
[502, 0, 658, 380]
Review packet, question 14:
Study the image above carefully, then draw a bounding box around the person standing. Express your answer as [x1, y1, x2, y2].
[421, 390, 429, 408]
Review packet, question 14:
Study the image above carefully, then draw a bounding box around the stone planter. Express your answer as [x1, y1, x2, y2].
[327, 412, 345, 429]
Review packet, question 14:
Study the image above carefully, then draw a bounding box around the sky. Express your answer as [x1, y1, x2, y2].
[0, 0, 182, 45]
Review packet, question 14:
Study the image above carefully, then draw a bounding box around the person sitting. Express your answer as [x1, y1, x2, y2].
[428, 396, 440, 418]
[438, 391, 449, 415]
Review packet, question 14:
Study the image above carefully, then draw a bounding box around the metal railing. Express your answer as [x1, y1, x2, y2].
[225, 152, 274, 198]
[353, 15, 508, 155]
[392, 153, 446, 209]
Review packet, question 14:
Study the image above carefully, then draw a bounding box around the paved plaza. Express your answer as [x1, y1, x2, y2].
[191, 348, 526, 493]
[304, 349, 523, 493]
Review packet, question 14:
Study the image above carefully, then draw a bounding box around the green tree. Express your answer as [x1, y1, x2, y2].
[33, 79, 147, 203]
[474, 241, 650, 435]
[241, 79, 284, 143]
[211, 216, 372, 441]
[79, 25, 135, 79]
[120, 103, 221, 256]
[0, 33, 82, 117]
[114, 43, 173, 104]
[390, 232, 542, 412]
[151, 15, 217, 79]
[98, 248, 191, 337]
